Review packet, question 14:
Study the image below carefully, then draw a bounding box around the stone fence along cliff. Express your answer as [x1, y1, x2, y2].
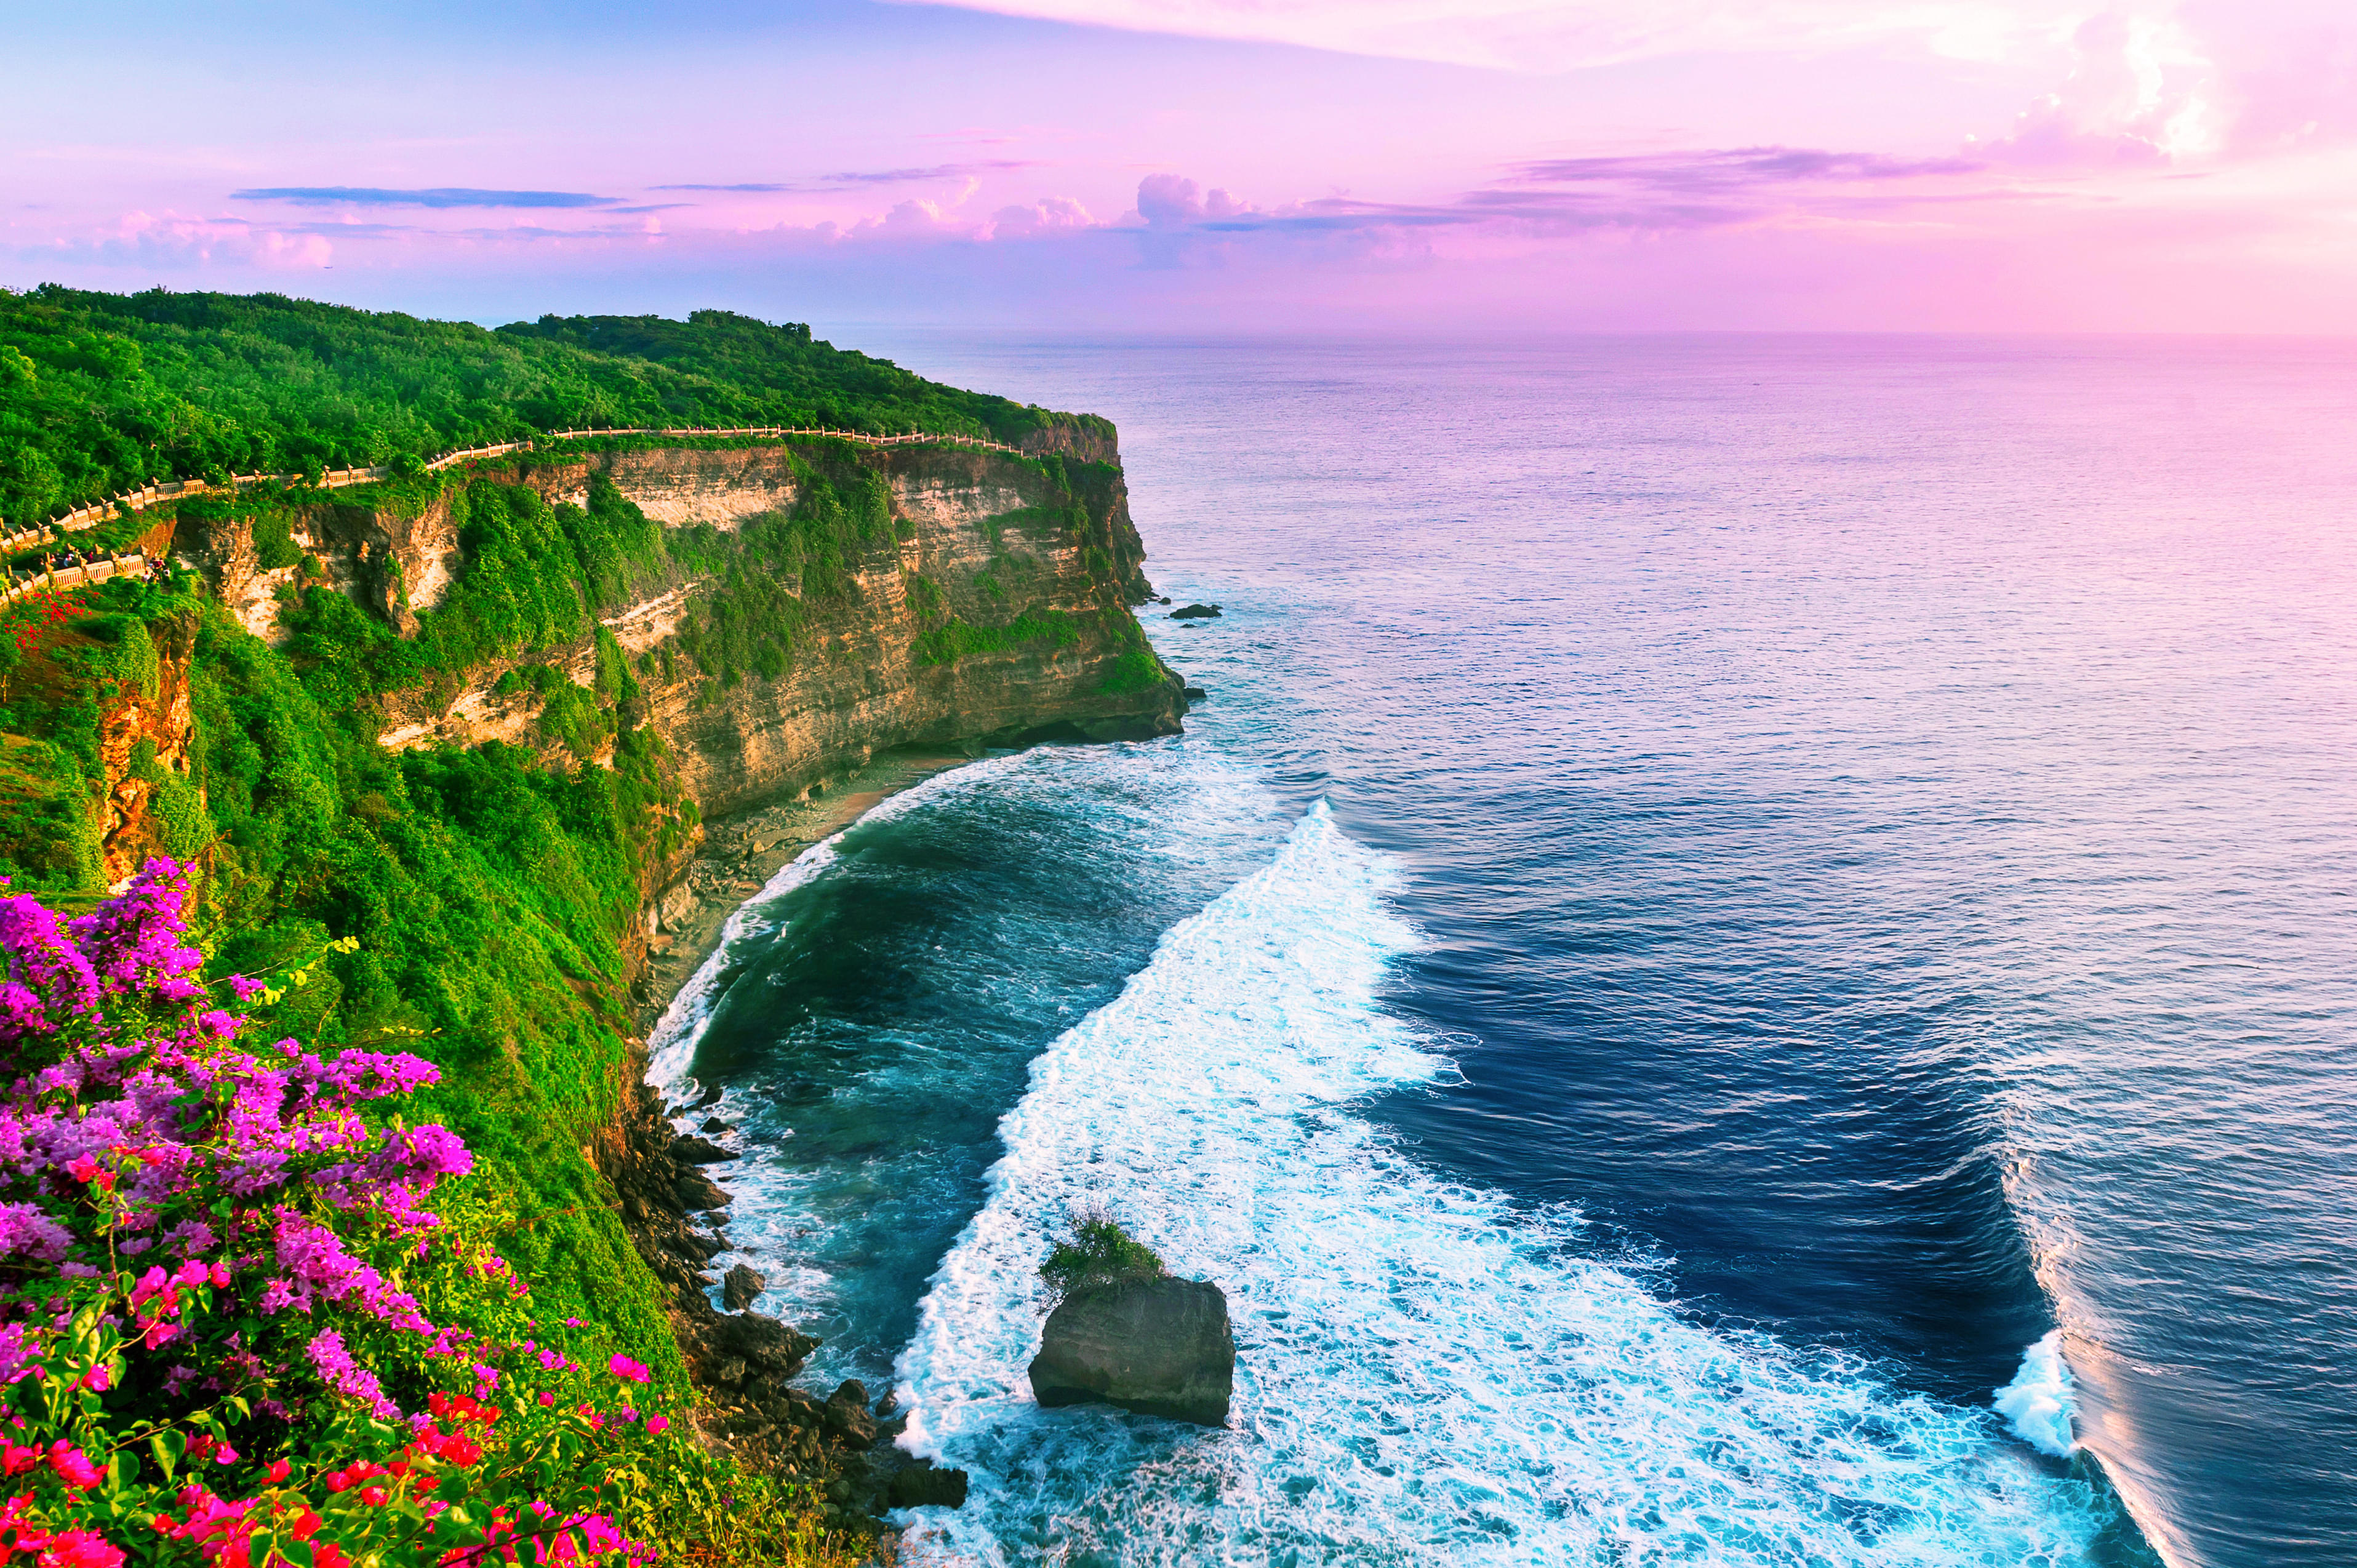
[0, 550, 150, 607]
[3, 425, 1034, 543]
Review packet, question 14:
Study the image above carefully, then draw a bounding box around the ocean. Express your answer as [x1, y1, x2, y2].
[647, 334, 2357, 1567]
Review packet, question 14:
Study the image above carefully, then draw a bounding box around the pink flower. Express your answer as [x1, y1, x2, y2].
[38, 1528, 123, 1568]
[65, 1154, 99, 1185]
[607, 1353, 649, 1385]
[645, 1415, 669, 1436]
[49, 1439, 105, 1489]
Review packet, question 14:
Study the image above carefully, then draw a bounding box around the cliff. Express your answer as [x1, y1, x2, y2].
[175, 439, 1179, 829]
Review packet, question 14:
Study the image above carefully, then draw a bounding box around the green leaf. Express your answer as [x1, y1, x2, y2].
[279, 1540, 316, 1568]
[150, 1429, 182, 1480]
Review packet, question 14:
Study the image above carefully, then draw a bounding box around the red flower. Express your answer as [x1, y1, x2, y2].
[37, 1526, 124, 1568]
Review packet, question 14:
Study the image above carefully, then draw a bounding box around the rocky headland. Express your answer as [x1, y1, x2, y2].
[132, 432, 1192, 1524]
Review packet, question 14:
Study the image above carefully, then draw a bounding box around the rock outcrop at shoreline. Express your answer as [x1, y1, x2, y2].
[601, 1067, 970, 1521]
[1030, 1276, 1236, 1427]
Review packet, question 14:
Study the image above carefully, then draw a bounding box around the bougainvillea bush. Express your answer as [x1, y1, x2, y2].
[0, 859, 834, 1567]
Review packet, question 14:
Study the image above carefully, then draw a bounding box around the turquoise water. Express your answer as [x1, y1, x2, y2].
[652, 335, 2357, 1567]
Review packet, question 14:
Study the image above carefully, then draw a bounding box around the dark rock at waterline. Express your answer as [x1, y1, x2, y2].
[694, 1082, 726, 1110]
[700, 1117, 734, 1135]
[1158, 596, 1173, 606]
[1183, 686, 1207, 701]
[722, 1263, 767, 1311]
[671, 1228, 727, 1263]
[1169, 602, 1222, 620]
[1028, 1276, 1235, 1426]
[676, 1167, 730, 1210]
[887, 1459, 969, 1511]
[671, 1134, 737, 1164]
[711, 1309, 818, 1375]
[825, 1380, 878, 1446]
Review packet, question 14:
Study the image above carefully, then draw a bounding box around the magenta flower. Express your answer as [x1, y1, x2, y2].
[608, 1353, 650, 1384]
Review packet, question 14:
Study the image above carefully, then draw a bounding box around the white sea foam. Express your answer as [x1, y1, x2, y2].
[892, 803, 2114, 1566]
[1995, 1332, 2078, 1458]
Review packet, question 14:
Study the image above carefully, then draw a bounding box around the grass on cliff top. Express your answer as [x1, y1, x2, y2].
[0, 281, 1113, 528]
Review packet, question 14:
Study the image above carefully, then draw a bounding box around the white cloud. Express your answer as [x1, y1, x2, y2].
[988, 196, 1096, 237]
[1974, 10, 2223, 165]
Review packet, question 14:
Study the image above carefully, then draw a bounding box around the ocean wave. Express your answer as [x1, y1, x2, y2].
[892, 802, 2121, 1565]
[643, 756, 1024, 1094]
[1995, 1332, 2078, 1458]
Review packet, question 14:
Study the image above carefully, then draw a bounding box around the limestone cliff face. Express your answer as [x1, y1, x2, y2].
[90, 612, 201, 887]
[179, 439, 1183, 826]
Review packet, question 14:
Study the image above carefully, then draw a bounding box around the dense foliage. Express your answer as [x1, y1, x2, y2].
[0, 286, 1106, 527]
[0, 864, 851, 1567]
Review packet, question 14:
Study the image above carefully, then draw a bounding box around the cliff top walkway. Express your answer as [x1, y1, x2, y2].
[0, 425, 1026, 567]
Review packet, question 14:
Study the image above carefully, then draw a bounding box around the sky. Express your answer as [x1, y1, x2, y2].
[6, 0, 2355, 334]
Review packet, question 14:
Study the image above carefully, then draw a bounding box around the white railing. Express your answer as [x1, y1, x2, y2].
[2, 426, 1018, 546]
[0, 550, 149, 609]
[540, 426, 1020, 454]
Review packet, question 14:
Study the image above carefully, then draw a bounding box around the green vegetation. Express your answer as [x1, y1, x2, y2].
[0, 284, 1111, 525]
[1041, 1214, 1167, 1306]
[913, 607, 1081, 668]
[0, 284, 1176, 1565]
[0, 572, 700, 1388]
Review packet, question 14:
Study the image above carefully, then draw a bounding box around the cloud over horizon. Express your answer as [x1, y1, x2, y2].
[7, 0, 2353, 333]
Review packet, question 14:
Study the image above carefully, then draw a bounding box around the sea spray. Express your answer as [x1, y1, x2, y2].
[892, 803, 2120, 1566]
[1996, 1332, 2078, 1457]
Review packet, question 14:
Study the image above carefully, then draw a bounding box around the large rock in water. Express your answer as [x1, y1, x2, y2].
[1028, 1277, 1234, 1426]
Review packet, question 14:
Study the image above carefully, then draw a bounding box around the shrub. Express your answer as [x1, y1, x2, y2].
[1039, 1214, 1164, 1307]
[0, 859, 819, 1566]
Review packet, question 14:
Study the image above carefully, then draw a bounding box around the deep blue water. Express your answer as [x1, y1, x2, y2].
[651, 335, 2357, 1568]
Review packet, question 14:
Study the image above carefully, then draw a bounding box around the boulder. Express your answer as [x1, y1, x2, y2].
[824, 1380, 878, 1446]
[722, 1263, 767, 1311]
[887, 1459, 969, 1511]
[711, 1310, 817, 1376]
[676, 1168, 730, 1212]
[1028, 1276, 1234, 1426]
[671, 1135, 737, 1164]
[1168, 603, 1222, 620]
